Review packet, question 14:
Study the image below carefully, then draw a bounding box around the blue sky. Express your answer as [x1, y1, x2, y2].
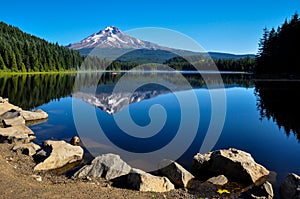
[1, 0, 299, 54]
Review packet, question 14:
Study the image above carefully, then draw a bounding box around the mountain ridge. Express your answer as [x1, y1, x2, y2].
[67, 26, 255, 60]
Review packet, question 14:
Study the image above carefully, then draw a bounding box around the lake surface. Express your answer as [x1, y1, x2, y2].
[1, 72, 300, 195]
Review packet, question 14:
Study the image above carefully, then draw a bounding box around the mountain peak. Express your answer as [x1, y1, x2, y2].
[68, 26, 164, 50]
[98, 26, 121, 35]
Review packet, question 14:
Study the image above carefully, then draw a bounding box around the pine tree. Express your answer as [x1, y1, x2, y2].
[0, 54, 7, 70]
[10, 52, 18, 72]
[20, 62, 26, 72]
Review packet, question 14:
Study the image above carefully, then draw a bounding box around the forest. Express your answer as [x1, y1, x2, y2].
[255, 13, 300, 75]
[0, 22, 82, 72]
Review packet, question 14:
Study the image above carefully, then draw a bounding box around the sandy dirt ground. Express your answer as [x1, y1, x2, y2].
[0, 142, 232, 199]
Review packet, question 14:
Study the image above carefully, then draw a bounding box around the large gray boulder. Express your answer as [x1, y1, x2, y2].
[20, 110, 48, 121]
[158, 159, 194, 188]
[192, 148, 269, 184]
[128, 168, 175, 192]
[73, 153, 131, 180]
[34, 140, 84, 171]
[280, 173, 300, 199]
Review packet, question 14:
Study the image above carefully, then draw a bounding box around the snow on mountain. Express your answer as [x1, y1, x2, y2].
[67, 26, 166, 50]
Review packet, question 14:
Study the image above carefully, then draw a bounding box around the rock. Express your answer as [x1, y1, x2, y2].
[158, 159, 194, 188]
[243, 181, 274, 199]
[20, 110, 48, 121]
[12, 142, 41, 156]
[69, 136, 80, 146]
[35, 149, 48, 157]
[186, 179, 218, 194]
[0, 97, 8, 103]
[0, 101, 22, 115]
[0, 100, 47, 127]
[0, 126, 34, 143]
[28, 135, 36, 141]
[0, 109, 20, 120]
[259, 181, 274, 199]
[280, 173, 300, 199]
[32, 149, 49, 163]
[34, 140, 84, 171]
[207, 175, 228, 186]
[192, 148, 269, 184]
[3, 116, 26, 127]
[73, 153, 131, 180]
[127, 168, 175, 192]
[13, 125, 35, 135]
[31, 174, 42, 182]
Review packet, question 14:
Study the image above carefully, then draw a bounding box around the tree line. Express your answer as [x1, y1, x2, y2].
[165, 56, 254, 72]
[0, 22, 83, 72]
[81, 55, 255, 72]
[255, 12, 300, 75]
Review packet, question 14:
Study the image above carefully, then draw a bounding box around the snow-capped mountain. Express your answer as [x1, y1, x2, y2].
[68, 26, 165, 50]
[67, 26, 256, 60]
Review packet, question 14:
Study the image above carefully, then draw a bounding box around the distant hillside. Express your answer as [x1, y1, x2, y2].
[0, 22, 82, 72]
[208, 52, 255, 60]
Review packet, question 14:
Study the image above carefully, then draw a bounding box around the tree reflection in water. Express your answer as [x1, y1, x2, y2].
[0, 73, 253, 110]
[255, 80, 300, 141]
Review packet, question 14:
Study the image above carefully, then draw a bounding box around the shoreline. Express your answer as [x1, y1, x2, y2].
[0, 97, 199, 198]
[0, 143, 188, 199]
[1, 96, 298, 199]
[0, 70, 252, 76]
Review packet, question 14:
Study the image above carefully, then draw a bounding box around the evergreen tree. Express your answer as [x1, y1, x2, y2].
[10, 52, 18, 72]
[256, 12, 300, 75]
[20, 62, 26, 72]
[0, 54, 6, 70]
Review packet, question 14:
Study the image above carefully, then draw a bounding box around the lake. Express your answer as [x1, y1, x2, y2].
[1, 72, 300, 194]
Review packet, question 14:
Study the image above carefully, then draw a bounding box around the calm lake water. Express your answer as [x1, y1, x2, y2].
[1, 72, 300, 194]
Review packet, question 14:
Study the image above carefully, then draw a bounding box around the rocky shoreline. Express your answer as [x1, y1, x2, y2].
[0, 96, 299, 199]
